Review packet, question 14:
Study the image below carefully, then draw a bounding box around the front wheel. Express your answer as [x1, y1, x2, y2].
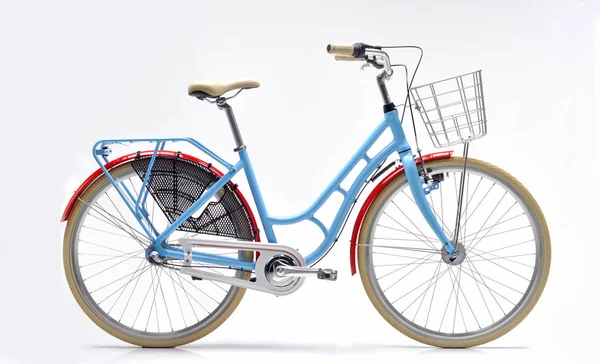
[358, 157, 550, 347]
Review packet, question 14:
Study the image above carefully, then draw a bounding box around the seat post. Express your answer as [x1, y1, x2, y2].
[217, 99, 246, 152]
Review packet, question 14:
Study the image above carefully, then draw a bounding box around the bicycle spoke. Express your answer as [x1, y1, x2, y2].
[173, 270, 205, 318]
[466, 225, 531, 249]
[467, 250, 532, 282]
[360, 244, 440, 254]
[92, 199, 149, 244]
[461, 260, 524, 295]
[91, 263, 151, 295]
[145, 266, 162, 332]
[393, 260, 445, 308]
[79, 248, 144, 268]
[459, 214, 527, 242]
[80, 199, 148, 248]
[390, 200, 439, 250]
[119, 261, 150, 322]
[378, 223, 435, 238]
[383, 210, 438, 250]
[157, 267, 174, 332]
[79, 252, 143, 258]
[373, 251, 437, 260]
[170, 271, 212, 314]
[364, 162, 544, 339]
[84, 251, 145, 282]
[132, 268, 157, 328]
[100, 264, 151, 307]
[174, 271, 223, 305]
[425, 261, 445, 329]
[413, 262, 445, 321]
[484, 239, 535, 255]
[467, 250, 536, 268]
[448, 266, 473, 331]
[82, 225, 150, 242]
[439, 266, 460, 331]
[464, 192, 508, 250]
[86, 209, 148, 245]
[165, 267, 187, 327]
[382, 253, 436, 291]
[464, 257, 511, 314]
[456, 182, 496, 233]
[461, 257, 516, 308]
[457, 176, 483, 224]
[103, 258, 147, 309]
[462, 257, 494, 323]
[105, 192, 146, 246]
[79, 239, 136, 255]
[468, 204, 520, 252]
[374, 261, 440, 267]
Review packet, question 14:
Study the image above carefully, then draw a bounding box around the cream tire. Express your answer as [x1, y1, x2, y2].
[63, 163, 253, 348]
[357, 157, 551, 348]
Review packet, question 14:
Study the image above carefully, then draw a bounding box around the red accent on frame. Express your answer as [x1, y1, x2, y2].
[60, 150, 261, 242]
[349, 151, 453, 275]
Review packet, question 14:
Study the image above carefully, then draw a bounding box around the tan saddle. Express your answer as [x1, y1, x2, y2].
[188, 79, 260, 99]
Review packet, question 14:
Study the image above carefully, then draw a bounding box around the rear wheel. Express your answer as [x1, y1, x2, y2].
[64, 161, 254, 347]
[358, 157, 550, 347]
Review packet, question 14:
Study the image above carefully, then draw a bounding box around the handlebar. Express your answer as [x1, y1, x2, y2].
[326, 44, 356, 57]
[334, 55, 363, 62]
[327, 43, 393, 78]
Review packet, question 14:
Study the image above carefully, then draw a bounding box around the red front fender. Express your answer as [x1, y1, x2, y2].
[60, 150, 260, 242]
[349, 151, 453, 275]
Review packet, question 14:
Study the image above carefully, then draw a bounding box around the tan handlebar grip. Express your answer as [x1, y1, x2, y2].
[334, 55, 362, 62]
[327, 44, 355, 57]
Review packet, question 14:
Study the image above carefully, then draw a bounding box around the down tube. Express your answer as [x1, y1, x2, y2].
[305, 141, 398, 265]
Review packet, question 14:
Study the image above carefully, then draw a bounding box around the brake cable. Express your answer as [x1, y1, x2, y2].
[381, 45, 430, 182]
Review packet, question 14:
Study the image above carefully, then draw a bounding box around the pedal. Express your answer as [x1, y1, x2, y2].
[317, 268, 338, 281]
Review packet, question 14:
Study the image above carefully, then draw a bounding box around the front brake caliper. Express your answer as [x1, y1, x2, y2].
[423, 180, 439, 195]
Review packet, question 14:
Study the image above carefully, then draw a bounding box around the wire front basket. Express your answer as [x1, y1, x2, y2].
[410, 70, 487, 148]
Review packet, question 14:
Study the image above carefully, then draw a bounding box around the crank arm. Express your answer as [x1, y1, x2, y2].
[275, 265, 338, 281]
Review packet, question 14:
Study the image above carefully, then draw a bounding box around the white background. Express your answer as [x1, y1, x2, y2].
[0, 0, 598, 363]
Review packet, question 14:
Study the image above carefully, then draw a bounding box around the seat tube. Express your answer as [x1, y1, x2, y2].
[238, 148, 277, 243]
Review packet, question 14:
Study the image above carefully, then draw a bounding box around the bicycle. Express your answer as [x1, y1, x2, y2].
[61, 43, 551, 348]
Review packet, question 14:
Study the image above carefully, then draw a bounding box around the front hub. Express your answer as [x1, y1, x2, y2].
[441, 242, 466, 265]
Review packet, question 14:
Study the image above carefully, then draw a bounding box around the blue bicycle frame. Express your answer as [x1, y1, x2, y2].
[93, 108, 454, 272]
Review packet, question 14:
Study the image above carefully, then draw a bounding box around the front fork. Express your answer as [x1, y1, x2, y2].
[401, 150, 455, 255]
[386, 109, 456, 256]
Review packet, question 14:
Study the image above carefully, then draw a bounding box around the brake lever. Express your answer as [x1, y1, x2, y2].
[367, 56, 384, 69]
[360, 62, 373, 71]
[360, 61, 384, 71]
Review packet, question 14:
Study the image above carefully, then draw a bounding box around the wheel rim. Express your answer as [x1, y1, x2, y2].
[67, 166, 248, 342]
[362, 162, 544, 342]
